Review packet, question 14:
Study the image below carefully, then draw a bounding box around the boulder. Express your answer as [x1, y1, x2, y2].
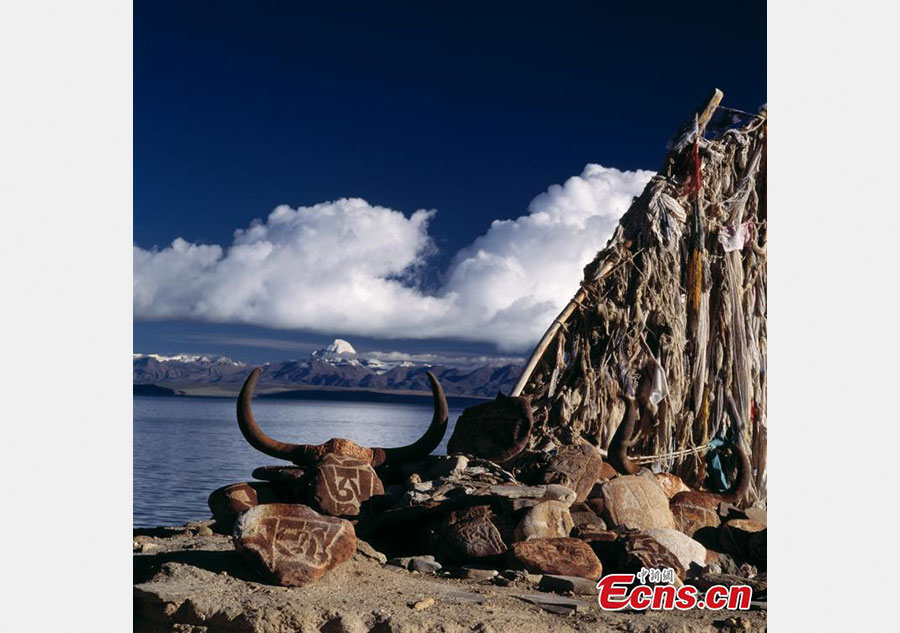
[252, 465, 307, 482]
[569, 507, 607, 533]
[233, 503, 356, 587]
[599, 475, 676, 530]
[620, 531, 686, 580]
[512, 500, 573, 541]
[207, 481, 284, 531]
[541, 443, 607, 503]
[508, 537, 603, 580]
[747, 528, 767, 568]
[654, 473, 691, 499]
[447, 393, 533, 464]
[670, 491, 721, 537]
[719, 519, 766, 561]
[311, 453, 384, 517]
[440, 506, 509, 561]
[642, 528, 707, 575]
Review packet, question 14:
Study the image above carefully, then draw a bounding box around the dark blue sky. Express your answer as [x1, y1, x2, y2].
[134, 1, 766, 362]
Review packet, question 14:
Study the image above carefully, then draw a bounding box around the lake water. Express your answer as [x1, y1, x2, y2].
[133, 395, 465, 527]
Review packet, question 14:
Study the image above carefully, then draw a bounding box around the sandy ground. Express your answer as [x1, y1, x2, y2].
[133, 525, 766, 633]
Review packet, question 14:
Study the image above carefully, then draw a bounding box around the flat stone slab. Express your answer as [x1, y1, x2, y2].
[511, 592, 593, 615]
[538, 574, 598, 595]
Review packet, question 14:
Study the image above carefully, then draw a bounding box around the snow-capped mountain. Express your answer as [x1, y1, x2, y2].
[134, 339, 523, 397]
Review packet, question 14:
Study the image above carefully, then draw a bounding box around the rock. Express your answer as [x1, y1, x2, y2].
[356, 539, 387, 564]
[387, 556, 413, 569]
[569, 510, 606, 533]
[440, 590, 486, 604]
[252, 465, 308, 482]
[440, 506, 508, 561]
[412, 597, 435, 610]
[748, 528, 766, 568]
[743, 506, 768, 525]
[311, 453, 384, 517]
[508, 538, 603, 580]
[654, 473, 691, 498]
[572, 526, 617, 543]
[538, 574, 598, 595]
[669, 491, 721, 537]
[719, 519, 766, 561]
[620, 531, 685, 579]
[425, 455, 469, 478]
[512, 501, 574, 541]
[409, 556, 442, 573]
[207, 481, 285, 531]
[233, 503, 356, 587]
[541, 444, 608, 503]
[447, 393, 533, 464]
[584, 498, 605, 516]
[599, 475, 676, 530]
[195, 525, 214, 537]
[511, 592, 591, 615]
[542, 484, 577, 506]
[642, 528, 707, 575]
[449, 566, 499, 581]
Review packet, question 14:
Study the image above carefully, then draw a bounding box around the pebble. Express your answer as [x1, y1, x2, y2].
[409, 557, 442, 574]
[412, 597, 435, 610]
[451, 566, 498, 581]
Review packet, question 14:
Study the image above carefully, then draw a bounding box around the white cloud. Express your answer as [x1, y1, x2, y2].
[134, 165, 653, 351]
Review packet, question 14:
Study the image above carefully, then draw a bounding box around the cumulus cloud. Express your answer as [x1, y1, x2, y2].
[134, 165, 653, 351]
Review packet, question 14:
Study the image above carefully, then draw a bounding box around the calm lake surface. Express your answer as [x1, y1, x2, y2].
[133, 395, 465, 527]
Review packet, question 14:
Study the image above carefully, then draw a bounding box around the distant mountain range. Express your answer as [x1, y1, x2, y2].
[133, 339, 524, 399]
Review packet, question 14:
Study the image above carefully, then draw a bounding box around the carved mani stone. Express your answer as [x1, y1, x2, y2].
[512, 500, 574, 542]
[670, 491, 721, 537]
[447, 393, 533, 464]
[541, 443, 608, 503]
[311, 453, 384, 517]
[620, 531, 686, 580]
[508, 537, 603, 580]
[599, 475, 676, 531]
[440, 506, 509, 561]
[233, 503, 356, 587]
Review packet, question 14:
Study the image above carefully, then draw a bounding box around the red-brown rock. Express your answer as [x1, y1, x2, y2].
[440, 505, 510, 561]
[670, 491, 721, 537]
[233, 503, 356, 587]
[719, 519, 766, 561]
[508, 537, 603, 580]
[311, 453, 384, 517]
[655, 473, 691, 499]
[747, 528, 767, 568]
[447, 393, 533, 464]
[541, 444, 607, 503]
[599, 475, 676, 530]
[207, 482, 284, 531]
[620, 531, 686, 579]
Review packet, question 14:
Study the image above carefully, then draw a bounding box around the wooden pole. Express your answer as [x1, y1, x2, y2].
[509, 89, 724, 399]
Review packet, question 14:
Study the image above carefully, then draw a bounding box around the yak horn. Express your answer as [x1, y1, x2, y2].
[719, 437, 752, 504]
[607, 394, 642, 475]
[236, 368, 318, 464]
[373, 370, 449, 466]
[236, 367, 449, 466]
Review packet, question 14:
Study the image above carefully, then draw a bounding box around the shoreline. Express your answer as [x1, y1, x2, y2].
[134, 383, 490, 407]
